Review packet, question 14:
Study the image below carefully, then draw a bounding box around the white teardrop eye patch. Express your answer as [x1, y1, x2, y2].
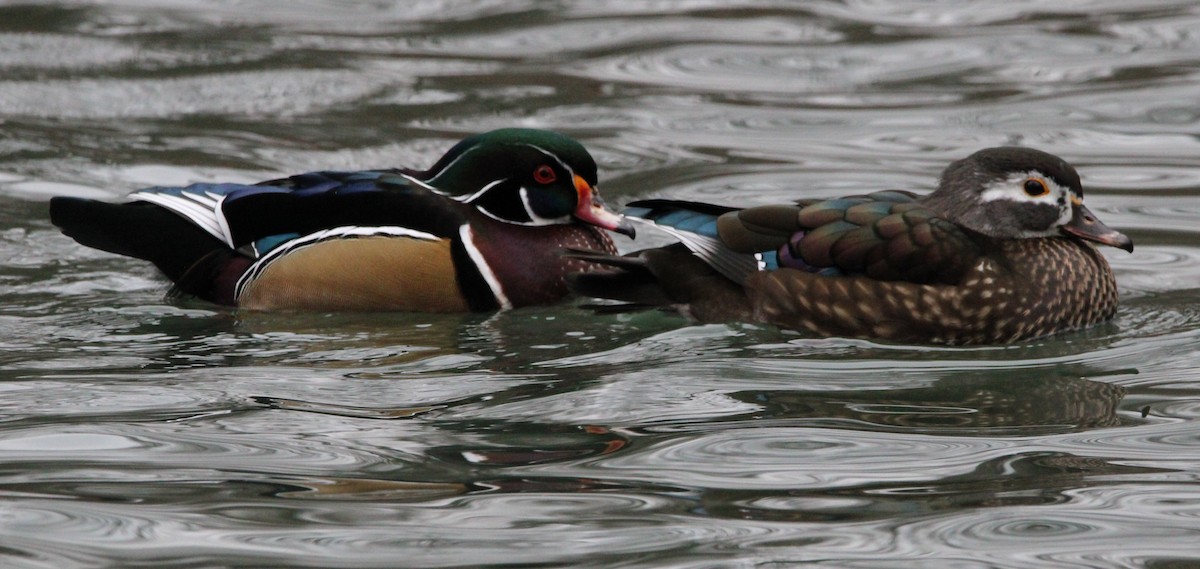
[1023, 177, 1050, 197]
[980, 172, 1066, 205]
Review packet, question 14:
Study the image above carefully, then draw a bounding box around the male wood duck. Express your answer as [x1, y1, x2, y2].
[569, 147, 1134, 345]
[50, 128, 635, 312]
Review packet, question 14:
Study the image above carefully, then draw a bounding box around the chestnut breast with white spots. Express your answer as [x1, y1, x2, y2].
[464, 213, 618, 308]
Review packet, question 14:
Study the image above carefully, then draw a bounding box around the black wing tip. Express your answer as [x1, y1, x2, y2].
[48, 195, 99, 229]
[565, 248, 677, 307]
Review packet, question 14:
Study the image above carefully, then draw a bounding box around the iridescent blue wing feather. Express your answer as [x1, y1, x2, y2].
[717, 190, 982, 284]
[130, 170, 464, 257]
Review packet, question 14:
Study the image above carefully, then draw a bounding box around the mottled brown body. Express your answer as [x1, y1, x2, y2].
[747, 237, 1118, 344]
[569, 148, 1132, 344]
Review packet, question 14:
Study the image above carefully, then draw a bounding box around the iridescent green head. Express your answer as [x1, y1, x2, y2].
[420, 128, 633, 237]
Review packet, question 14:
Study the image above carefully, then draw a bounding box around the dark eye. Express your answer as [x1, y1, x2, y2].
[1024, 178, 1049, 197]
[533, 165, 557, 184]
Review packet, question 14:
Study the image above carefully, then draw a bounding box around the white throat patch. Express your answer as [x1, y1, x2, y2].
[518, 187, 572, 226]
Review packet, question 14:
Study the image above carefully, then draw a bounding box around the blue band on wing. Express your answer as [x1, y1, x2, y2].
[252, 233, 302, 257]
[627, 207, 720, 239]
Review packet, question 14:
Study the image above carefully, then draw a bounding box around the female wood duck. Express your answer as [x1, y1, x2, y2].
[50, 128, 635, 312]
[569, 147, 1134, 344]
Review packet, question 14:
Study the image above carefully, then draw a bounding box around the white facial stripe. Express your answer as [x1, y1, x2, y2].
[397, 172, 437, 192]
[518, 187, 572, 226]
[978, 170, 1076, 237]
[466, 180, 549, 226]
[522, 143, 575, 179]
[444, 141, 582, 227]
[520, 143, 585, 227]
[425, 145, 478, 185]
[457, 178, 508, 204]
[978, 171, 1065, 203]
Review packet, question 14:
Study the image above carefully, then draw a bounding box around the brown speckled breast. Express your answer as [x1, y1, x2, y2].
[745, 237, 1118, 345]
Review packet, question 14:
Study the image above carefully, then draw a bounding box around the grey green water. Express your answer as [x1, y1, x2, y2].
[3, 2, 1200, 567]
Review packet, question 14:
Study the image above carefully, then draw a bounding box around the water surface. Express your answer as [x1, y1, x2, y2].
[3, 1, 1200, 567]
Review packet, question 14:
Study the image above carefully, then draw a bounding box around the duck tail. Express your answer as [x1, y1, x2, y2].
[565, 244, 753, 321]
[565, 247, 675, 309]
[49, 197, 239, 302]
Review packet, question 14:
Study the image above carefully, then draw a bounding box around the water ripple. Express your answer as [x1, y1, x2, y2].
[895, 498, 1200, 568]
[278, 16, 841, 59]
[0, 491, 795, 568]
[0, 420, 399, 479]
[0, 33, 145, 72]
[0, 70, 388, 119]
[526, 427, 1014, 490]
[575, 41, 988, 101]
[5, 2, 1200, 568]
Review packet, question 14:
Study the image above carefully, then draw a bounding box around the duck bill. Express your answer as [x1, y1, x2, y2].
[573, 175, 636, 238]
[1061, 203, 1133, 252]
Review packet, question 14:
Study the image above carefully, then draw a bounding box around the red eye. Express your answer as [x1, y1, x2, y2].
[533, 165, 557, 184]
